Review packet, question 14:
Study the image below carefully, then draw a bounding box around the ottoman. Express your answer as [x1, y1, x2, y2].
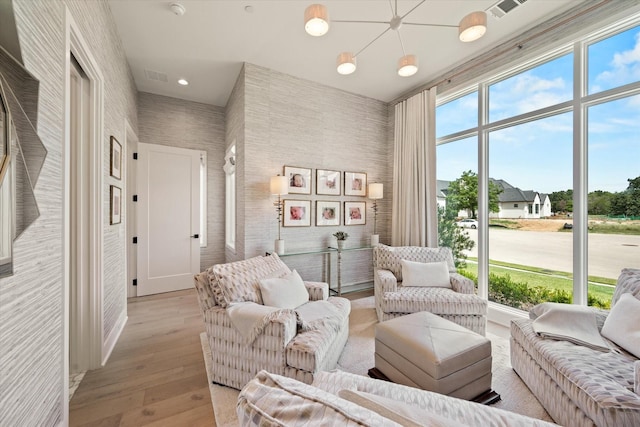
[373, 311, 493, 401]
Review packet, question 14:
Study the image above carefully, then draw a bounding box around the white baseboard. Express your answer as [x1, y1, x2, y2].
[102, 311, 127, 366]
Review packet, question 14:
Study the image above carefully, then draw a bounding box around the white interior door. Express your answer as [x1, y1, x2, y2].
[137, 143, 201, 296]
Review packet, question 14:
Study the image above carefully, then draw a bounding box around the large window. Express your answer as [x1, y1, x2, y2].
[436, 20, 640, 310]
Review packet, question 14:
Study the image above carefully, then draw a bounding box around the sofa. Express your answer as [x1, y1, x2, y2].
[511, 268, 640, 427]
[373, 244, 488, 335]
[193, 253, 350, 390]
[237, 369, 557, 426]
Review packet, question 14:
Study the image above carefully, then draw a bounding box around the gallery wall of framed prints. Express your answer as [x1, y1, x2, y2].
[280, 166, 369, 227]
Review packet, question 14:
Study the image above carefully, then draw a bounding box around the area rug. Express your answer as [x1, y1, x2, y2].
[201, 296, 553, 426]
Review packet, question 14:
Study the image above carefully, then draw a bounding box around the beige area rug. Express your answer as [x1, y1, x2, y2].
[201, 296, 553, 426]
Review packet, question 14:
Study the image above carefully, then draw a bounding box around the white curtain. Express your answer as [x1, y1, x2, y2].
[391, 87, 438, 247]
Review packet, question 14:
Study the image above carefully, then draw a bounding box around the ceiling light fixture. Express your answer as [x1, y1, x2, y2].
[305, 1, 487, 77]
[304, 4, 329, 37]
[177, 78, 189, 86]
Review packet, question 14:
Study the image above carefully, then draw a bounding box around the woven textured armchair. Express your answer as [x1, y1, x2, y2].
[373, 244, 487, 335]
[193, 253, 350, 390]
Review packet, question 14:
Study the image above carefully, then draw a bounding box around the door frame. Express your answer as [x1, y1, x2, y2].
[125, 119, 138, 298]
[63, 7, 104, 420]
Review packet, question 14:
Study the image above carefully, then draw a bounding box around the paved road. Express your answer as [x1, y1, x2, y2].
[463, 229, 640, 280]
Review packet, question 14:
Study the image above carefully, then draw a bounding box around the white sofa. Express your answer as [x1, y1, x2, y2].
[511, 268, 640, 427]
[193, 253, 350, 390]
[237, 369, 557, 426]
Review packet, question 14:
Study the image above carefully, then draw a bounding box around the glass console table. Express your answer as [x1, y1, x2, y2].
[271, 246, 373, 296]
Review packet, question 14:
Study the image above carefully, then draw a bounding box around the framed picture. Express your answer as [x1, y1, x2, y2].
[110, 185, 121, 225]
[316, 200, 340, 226]
[316, 169, 341, 195]
[110, 136, 122, 180]
[344, 201, 366, 226]
[344, 171, 367, 196]
[284, 165, 311, 194]
[283, 200, 311, 227]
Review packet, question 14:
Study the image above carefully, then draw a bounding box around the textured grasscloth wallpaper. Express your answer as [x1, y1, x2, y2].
[0, 0, 137, 424]
[239, 63, 392, 287]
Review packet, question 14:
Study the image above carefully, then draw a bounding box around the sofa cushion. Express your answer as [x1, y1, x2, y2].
[259, 269, 309, 309]
[401, 259, 451, 288]
[602, 293, 640, 359]
[381, 287, 487, 316]
[512, 318, 640, 426]
[611, 268, 640, 306]
[237, 370, 401, 426]
[339, 389, 464, 427]
[214, 254, 291, 307]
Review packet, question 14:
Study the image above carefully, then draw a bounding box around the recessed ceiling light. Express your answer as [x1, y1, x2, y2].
[177, 78, 189, 86]
[244, 5, 254, 13]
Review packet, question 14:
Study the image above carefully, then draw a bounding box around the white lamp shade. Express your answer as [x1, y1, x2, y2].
[459, 11, 487, 42]
[304, 4, 329, 36]
[270, 175, 289, 195]
[337, 52, 357, 75]
[397, 54, 418, 77]
[368, 183, 383, 199]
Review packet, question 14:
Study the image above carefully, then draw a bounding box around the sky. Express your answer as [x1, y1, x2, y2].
[436, 25, 640, 194]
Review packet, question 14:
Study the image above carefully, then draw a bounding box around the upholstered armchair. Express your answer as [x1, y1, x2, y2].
[373, 244, 487, 335]
[193, 253, 350, 390]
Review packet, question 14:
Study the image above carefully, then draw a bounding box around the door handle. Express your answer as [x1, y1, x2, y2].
[191, 234, 199, 239]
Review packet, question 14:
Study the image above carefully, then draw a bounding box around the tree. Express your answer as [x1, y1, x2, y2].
[445, 170, 502, 218]
[549, 189, 573, 214]
[587, 190, 613, 215]
[611, 176, 640, 216]
[438, 207, 474, 268]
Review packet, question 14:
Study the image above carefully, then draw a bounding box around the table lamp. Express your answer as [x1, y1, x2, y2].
[368, 183, 383, 246]
[270, 175, 289, 254]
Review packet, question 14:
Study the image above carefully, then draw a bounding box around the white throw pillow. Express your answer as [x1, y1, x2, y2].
[401, 259, 451, 288]
[259, 269, 309, 309]
[602, 293, 640, 359]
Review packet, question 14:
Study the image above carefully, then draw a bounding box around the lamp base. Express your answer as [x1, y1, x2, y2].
[275, 239, 285, 255]
[370, 234, 379, 246]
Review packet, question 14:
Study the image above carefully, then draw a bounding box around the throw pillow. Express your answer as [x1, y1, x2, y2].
[338, 389, 465, 427]
[602, 293, 640, 359]
[259, 269, 309, 309]
[400, 259, 451, 288]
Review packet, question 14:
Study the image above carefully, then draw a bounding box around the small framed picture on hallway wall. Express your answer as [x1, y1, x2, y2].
[110, 185, 121, 225]
[110, 136, 122, 180]
[344, 171, 366, 196]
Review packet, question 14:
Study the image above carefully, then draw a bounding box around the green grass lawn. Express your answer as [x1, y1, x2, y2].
[460, 260, 615, 303]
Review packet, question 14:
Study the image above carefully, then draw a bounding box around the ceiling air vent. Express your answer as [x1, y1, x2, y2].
[487, 0, 528, 19]
[143, 69, 169, 83]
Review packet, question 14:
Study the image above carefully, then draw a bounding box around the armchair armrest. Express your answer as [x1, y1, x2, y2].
[450, 272, 475, 294]
[304, 281, 329, 301]
[374, 268, 398, 294]
[204, 305, 298, 348]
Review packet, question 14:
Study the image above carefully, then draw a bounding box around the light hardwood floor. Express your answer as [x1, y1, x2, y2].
[69, 287, 507, 426]
[69, 289, 214, 427]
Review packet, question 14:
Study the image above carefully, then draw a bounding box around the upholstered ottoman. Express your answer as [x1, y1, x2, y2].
[373, 311, 493, 401]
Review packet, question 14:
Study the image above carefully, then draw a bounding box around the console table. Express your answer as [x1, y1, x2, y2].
[271, 246, 373, 296]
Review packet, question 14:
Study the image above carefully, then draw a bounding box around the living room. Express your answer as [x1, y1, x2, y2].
[1, 1, 639, 426]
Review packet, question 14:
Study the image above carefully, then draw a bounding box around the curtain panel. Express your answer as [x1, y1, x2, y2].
[391, 88, 438, 247]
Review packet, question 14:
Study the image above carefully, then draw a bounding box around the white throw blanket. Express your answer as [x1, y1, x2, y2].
[227, 300, 342, 345]
[530, 302, 610, 351]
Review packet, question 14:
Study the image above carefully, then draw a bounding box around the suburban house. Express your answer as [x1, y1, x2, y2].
[489, 179, 553, 219]
[437, 178, 553, 219]
[1, 0, 639, 426]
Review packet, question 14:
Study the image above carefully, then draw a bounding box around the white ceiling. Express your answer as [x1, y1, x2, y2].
[108, 0, 583, 107]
